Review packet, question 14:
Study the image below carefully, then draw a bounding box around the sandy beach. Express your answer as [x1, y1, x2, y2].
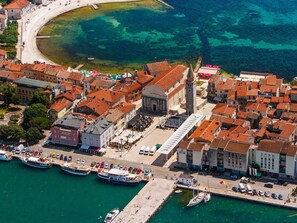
[19, 0, 138, 65]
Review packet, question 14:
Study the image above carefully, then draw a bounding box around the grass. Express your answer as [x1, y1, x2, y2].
[196, 80, 205, 86]
[221, 70, 234, 78]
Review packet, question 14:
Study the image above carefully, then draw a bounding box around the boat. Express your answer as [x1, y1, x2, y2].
[204, 192, 211, 203]
[20, 156, 52, 169]
[187, 191, 205, 207]
[87, 57, 95, 60]
[61, 162, 91, 176]
[175, 190, 183, 194]
[104, 208, 119, 223]
[97, 168, 141, 185]
[0, 150, 12, 161]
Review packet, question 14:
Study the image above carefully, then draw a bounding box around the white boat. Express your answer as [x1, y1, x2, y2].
[204, 192, 211, 203]
[98, 168, 141, 185]
[20, 156, 52, 169]
[61, 162, 91, 176]
[104, 208, 119, 223]
[175, 190, 183, 194]
[187, 191, 205, 207]
[0, 150, 12, 161]
[87, 57, 95, 60]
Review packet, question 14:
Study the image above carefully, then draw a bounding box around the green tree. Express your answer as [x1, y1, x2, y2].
[0, 124, 25, 141]
[25, 127, 43, 144]
[29, 116, 52, 131]
[9, 114, 20, 123]
[29, 88, 51, 108]
[0, 82, 16, 105]
[23, 103, 48, 129]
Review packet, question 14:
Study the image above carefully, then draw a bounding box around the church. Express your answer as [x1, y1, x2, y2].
[142, 64, 196, 115]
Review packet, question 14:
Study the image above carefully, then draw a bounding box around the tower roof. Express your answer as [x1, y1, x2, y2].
[187, 64, 195, 80]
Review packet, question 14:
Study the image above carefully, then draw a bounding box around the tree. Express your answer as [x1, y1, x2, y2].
[0, 124, 25, 141]
[0, 82, 16, 105]
[29, 88, 51, 108]
[29, 117, 52, 131]
[23, 103, 48, 129]
[25, 127, 43, 144]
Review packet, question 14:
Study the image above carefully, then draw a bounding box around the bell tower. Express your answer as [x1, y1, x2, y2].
[186, 64, 197, 115]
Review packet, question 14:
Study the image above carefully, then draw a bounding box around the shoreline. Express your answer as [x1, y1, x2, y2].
[19, 0, 140, 65]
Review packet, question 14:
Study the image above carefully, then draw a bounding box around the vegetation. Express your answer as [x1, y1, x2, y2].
[0, 0, 12, 6]
[9, 114, 20, 123]
[29, 117, 52, 131]
[25, 127, 44, 144]
[29, 88, 51, 108]
[0, 82, 19, 105]
[22, 103, 48, 129]
[0, 114, 4, 119]
[0, 21, 18, 60]
[0, 124, 25, 141]
[292, 187, 297, 197]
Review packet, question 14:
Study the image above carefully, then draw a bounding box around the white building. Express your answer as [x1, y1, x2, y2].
[81, 117, 114, 149]
[256, 139, 297, 179]
[3, 0, 31, 20]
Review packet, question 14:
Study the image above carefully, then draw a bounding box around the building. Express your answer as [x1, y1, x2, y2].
[86, 89, 125, 107]
[142, 65, 187, 115]
[13, 77, 57, 101]
[51, 113, 86, 147]
[211, 103, 236, 119]
[207, 75, 223, 101]
[75, 98, 109, 118]
[190, 119, 221, 143]
[255, 140, 297, 179]
[143, 60, 171, 77]
[49, 98, 73, 120]
[81, 117, 114, 149]
[3, 0, 30, 20]
[0, 48, 7, 60]
[197, 65, 221, 79]
[0, 14, 7, 30]
[185, 65, 197, 115]
[33, 0, 48, 5]
[177, 173, 194, 186]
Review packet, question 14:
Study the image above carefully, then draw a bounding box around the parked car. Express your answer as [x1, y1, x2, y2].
[104, 163, 109, 169]
[271, 193, 277, 199]
[278, 194, 283, 200]
[264, 183, 273, 188]
[64, 156, 68, 161]
[90, 162, 96, 167]
[95, 162, 100, 168]
[81, 159, 86, 165]
[110, 163, 114, 169]
[252, 189, 258, 196]
[100, 162, 105, 168]
[128, 167, 133, 173]
[68, 156, 72, 162]
[136, 168, 142, 174]
[259, 191, 264, 196]
[264, 191, 271, 197]
[232, 186, 239, 192]
[60, 154, 64, 160]
[240, 177, 250, 183]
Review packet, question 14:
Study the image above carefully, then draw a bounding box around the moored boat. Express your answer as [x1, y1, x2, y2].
[204, 192, 211, 203]
[0, 150, 12, 161]
[175, 189, 183, 194]
[187, 191, 205, 207]
[98, 168, 141, 185]
[104, 208, 119, 223]
[20, 156, 52, 169]
[61, 162, 91, 176]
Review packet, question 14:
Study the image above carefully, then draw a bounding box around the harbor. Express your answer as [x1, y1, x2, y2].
[114, 178, 175, 223]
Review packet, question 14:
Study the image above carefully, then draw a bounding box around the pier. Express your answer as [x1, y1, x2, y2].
[157, 0, 174, 9]
[114, 178, 175, 223]
[36, 36, 51, 39]
[91, 4, 98, 9]
[74, 64, 84, 70]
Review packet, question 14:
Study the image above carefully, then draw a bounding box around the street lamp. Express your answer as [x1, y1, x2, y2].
[120, 138, 123, 158]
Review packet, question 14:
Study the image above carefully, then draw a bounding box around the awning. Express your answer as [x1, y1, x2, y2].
[80, 144, 90, 150]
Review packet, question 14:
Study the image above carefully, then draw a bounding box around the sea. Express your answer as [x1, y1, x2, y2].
[1, 160, 297, 223]
[38, 0, 297, 80]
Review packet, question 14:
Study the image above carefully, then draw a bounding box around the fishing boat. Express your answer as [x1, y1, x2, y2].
[61, 162, 91, 176]
[204, 192, 211, 203]
[20, 156, 52, 169]
[87, 57, 95, 61]
[0, 150, 12, 161]
[175, 190, 183, 194]
[98, 168, 141, 185]
[187, 191, 205, 207]
[104, 208, 119, 223]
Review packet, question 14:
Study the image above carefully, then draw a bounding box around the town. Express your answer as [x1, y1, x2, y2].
[0, 0, 297, 222]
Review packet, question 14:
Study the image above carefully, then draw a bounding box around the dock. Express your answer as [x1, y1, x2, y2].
[36, 36, 51, 39]
[91, 4, 98, 9]
[114, 178, 175, 223]
[74, 64, 84, 70]
[157, 0, 174, 9]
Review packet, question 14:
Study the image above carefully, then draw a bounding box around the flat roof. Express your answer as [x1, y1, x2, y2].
[157, 114, 204, 155]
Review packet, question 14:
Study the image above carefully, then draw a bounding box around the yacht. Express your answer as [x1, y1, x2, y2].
[204, 192, 211, 203]
[21, 156, 52, 169]
[98, 168, 141, 185]
[175, 190, 183, 194]
[187, 191, 205, 207]
[61, 162, 91, 176]
[0, 150, 12, 161]
[104, 208, 119, 223]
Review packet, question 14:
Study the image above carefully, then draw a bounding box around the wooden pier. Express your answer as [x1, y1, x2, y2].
[74, 64, 84, 70]
[114, 178, 175, 223]
[91, 4, 98, 9]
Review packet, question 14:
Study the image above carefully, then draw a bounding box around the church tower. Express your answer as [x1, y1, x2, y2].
[186, 64, 197, 115]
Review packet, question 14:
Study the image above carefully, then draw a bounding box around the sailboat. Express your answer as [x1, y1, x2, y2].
[187, 190, 205, 207]
[204, 180, 211, 203]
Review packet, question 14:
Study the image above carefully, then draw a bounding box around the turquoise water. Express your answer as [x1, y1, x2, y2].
[0, 160, 143, 223]
[151, 190, 297, 223]
[1, 160, 297, 223]
[38, 0, 297, 79]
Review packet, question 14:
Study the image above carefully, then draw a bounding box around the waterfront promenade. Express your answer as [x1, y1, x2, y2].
[19, 0, 138, 64]
[114, 178, 175, 223]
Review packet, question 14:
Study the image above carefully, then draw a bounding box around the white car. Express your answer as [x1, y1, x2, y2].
[81, 160, 86, 165]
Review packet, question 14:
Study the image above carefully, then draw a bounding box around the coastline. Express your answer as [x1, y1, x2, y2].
[19, 0, 140, 65]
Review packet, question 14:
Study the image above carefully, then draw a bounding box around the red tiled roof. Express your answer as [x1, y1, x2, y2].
[118, 102, 136, 115]
[0, 49, 7, 55]
[68, 72, 83, 81]
[147, 65, 187, 91]
[168, 83, 185, 98]
[137, 75, 154, 84]
[208, 75, 221, 83]
[6, 62, 21, 72]
[146, 61, 171, 76]
[4, 0, 29, 9]
[87, 89, 125, 104]
[77, 98, 109, 116]
[246, 102, 267, 113]
[50, 98, 72, 112]
[56, 91, 76, 102]
[212, 103, 236, 116]
[260, 84, 277, 93]
[190, 120, 221, 142]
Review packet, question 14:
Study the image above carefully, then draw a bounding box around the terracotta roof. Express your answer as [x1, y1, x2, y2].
[0, 49, 7, 55]
[289, 103, 297, 112]
[268, 109, 276, 116]
[212, 103, 236, 116]
[278, 123, 297, 139]
[72, 86, 83, 95]
[50, 98, 72, 112]
[90, 78, 115, 89]
[224, 140, 251, 154]
[137, 75, 154, 85]
[145, 61, 171, 76]
[120, 82, 142, 94]
[44, 65, 62, 76]
[218, 130, 251, 143]
[277, 103, 290, 110]
[87, 89, 125, 104]
[57, 70, 71, 79]
[146, 65, 187, 91]
[56, 92, 76, 102]
[118, 102, 136, 115]
[246, 102, 267, 113]
[60, 81, 72, 91]
[229, 125, 249, 134]
[257, 139, 296, 156]
[6, 62, 21, 72]
[179, 140, 191, 149]
[256, 127, 266, 138]
[105, 108, 124, 123]
[216, 79, 237, 91]
[32, 63, 47, 72]
[237, 111, 248, 119]
[259, 117, 272, 127]
[168, 83, 185, 98]
[260, 84, 277, 93]
[209, 138, 229, 149]
[4, 0, 29, 9]
[208, 75, 221, 83]
[271, 96, 284, 103]
[77, 98, 109, 116]
[210, 114, 246, 127]
[266, 75, 277, 85]
[190, 120, 221, 142]
[68, 72, 83, 82]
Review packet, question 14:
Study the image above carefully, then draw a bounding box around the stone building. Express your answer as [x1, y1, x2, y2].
[186, 65, 197, 115]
